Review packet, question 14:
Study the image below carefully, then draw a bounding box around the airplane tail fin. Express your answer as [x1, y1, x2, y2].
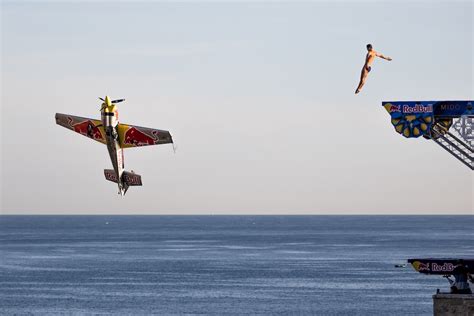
[104, 169, 143, 186]
[122, 171, 142, 186]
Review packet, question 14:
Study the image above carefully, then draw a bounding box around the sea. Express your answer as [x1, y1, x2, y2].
[0, 215, 473, 315]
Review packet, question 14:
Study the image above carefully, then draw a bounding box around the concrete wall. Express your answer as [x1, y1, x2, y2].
[433, 294, 474, 316]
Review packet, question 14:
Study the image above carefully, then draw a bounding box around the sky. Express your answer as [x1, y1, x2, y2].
[1, 1, 473, 215]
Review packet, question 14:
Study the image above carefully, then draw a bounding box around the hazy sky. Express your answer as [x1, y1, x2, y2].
[1, 1, 473, 214]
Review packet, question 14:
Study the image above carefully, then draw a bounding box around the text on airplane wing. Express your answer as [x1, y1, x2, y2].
[55, 113, 106, 144]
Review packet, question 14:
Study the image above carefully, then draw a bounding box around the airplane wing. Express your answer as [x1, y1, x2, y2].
[55, 113, 106, 145]
[117, 123, 173, 148]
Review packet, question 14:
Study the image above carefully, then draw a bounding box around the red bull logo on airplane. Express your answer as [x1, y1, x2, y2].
[71, 119, 104, 142]
[123, 127, 156, 146]
[55, 96, 173, 196]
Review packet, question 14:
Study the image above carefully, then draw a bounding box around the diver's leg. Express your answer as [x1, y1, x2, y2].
[355, 68, 369, 94]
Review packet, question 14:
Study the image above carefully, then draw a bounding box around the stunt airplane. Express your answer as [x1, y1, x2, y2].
[55, 96, 173, 195]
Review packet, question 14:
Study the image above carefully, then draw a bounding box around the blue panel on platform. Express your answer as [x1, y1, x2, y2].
[431, 100, 474, 117]
[382, 101, 435, 138]
[382, 100, 473, 138]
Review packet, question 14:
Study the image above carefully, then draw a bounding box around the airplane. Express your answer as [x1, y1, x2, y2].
[55, 96, 173, 195]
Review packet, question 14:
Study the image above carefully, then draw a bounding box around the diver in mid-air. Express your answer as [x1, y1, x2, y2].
[355, 44, 392, 94]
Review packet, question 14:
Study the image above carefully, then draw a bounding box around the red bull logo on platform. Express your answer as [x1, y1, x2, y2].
[417, 262, 430, 271]
[412, 261, 430, 272]
[403, 104, 433, 113]
[389, 105, 401, 113]
[432, 262, 455, 273]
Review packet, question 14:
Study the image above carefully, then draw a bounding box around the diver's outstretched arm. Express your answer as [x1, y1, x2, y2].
[376, 52, 392, 61]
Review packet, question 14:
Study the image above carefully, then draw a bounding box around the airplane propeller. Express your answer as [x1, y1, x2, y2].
[98, 97, 125, 104]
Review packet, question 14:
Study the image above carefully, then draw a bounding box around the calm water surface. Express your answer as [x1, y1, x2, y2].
[0, 216, 473, 315]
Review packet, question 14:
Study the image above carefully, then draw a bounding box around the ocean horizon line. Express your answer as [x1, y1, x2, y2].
[1, 213, 472, 216]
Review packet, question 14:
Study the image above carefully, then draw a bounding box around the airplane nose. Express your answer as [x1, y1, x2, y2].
[105, 96, 112, 106]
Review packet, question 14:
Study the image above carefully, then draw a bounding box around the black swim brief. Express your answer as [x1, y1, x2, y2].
[366, 66, 372, 72]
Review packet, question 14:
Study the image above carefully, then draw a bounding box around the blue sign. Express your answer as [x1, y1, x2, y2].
[431, 101, 474, 117]
[382, 100, 473, 138]
[382, 101, 434, 138]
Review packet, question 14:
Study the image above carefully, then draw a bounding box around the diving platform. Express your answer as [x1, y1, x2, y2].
[382, 101, 473, 170]
[408, 258, 474, 316]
